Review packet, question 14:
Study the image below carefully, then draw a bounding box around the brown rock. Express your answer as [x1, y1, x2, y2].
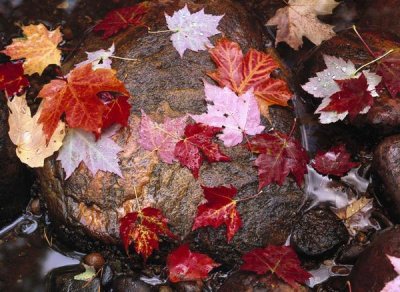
[83, 252, 105, 270]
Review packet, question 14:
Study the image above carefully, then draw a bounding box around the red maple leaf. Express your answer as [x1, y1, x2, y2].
[174, 123, 230, 178]
[38, 64, 129, 141]
[167, 244, 220, 283]
[97, 91, 131, 130]
[312, 144, 359, 177]
[119, 207, 175, 260]
[93, 4, 148, 39]
[321, 73, 374, 120]
[207, 38, 292, 112]
[247, 131, 309, 190]
[240, 245, 311, 288]
[192, 185, 242, 242]
[0, 61, 29, 98]
[376, 50, 400, 98]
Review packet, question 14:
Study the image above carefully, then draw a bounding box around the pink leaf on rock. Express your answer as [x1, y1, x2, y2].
[382, 255, 400, 292]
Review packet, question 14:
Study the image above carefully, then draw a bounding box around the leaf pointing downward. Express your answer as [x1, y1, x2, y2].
[57, 127, 122, 179]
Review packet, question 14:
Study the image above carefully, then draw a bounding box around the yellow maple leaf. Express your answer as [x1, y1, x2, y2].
[7, 94, 65, 167]
[2, 24, 63, 75]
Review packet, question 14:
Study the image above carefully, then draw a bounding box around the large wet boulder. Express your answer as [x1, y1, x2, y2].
[37, 0, 304, 263]
[350, 226, 400, 292]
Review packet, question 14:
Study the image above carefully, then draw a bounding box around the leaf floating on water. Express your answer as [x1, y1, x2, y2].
[74, 264, 96, 281]
[333, 197, 372, 220]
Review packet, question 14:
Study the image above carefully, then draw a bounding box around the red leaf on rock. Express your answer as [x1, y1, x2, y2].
[192, 185, 241, 242]
[312, 144, 359, 177]
[167, 244, 220, 283]
[240, 245, 311, 288]
[97, 91, 131, 130]
[94, 4, 148, 39]
[38, 64, 129, 141]
[321, 73, 374, 120]
[376, 50, 400, 98]
[174, 123, 230, 178]
[119, 207, 175, 260]
[207, 38, 292, 114]
[0, 61, 29, 98]
[247, 131, 309, 190]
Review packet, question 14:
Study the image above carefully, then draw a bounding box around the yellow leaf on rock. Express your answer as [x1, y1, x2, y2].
[2, 24, 63, 75]
[333, 197, 372, 220]
[7, 94, 65, 167]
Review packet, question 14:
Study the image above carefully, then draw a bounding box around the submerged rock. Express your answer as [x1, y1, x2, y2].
[37, 0, 304, 263]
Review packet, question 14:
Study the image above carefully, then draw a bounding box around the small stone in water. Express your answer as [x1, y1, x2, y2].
[30, 198, 41, 215]
[84, 252, 105, 270]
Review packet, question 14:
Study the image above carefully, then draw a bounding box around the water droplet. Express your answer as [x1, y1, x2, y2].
[313, 87, 317, 91]
[332, 75, 336, 79]
[341, 67, 347, 72]
[335, 66, 339, 69]
[22, 132, 31, 143]
[327, 72, 331, 76]
[199, 32, 204, 36]
[323, 84, 327, 88]
[317, 78, 321, 82]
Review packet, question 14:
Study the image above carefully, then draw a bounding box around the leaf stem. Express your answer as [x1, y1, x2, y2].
[288, 118, 297, 138]
[110, 56, 138, 61]
[147, 28, 173, 34]
[352, 25, 376, 57]
[237, 190, 264, 203]
[351, 49, 394, 76]
[133, 186, 141, 210]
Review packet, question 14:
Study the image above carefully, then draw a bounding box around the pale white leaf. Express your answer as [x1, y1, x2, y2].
[75, 43, 115, 70]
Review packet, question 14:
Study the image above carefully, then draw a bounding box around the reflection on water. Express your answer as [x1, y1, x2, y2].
[0, 215, 81, 292]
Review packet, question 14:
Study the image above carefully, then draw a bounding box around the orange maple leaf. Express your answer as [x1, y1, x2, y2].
[1, 24, 63, 75]
[208, 38, 292, 117]
[38, 64, 130, 140]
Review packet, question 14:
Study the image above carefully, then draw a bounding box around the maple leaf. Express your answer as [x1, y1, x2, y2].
[165, 4, 223, 57]
[139, 110, 187, 164]
[192, 185, 241, 242]
[97, 91, 131, 130]
[266, 0, 338, 50]
[247, 131, 309, 189]
[382, 255, 400, 292]
[38, 64, 129, 141]
[191, 82, 265, 147]
[240, 245, 311, 288]
[7, 94, 65, 168]
[208, 38, 292, 115]
[311, 144, 359, 177]
[0, 61, 29, 98]
[167, 244, 220, 283]
[1, 23, 62, 75]
[93, 4, 148, 39]
[174, 123, 230, 178]
[320, 73, 374, 120]
[119, 207, 175, 260]
[75, 44, 115, 70]
[376, 50, 400, 98]
[57, 126, 122, 179]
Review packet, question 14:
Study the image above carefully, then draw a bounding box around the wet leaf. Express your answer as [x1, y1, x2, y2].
[97, 91, 131, 130]
[1, 23, 62, 75]
[74, 264, 96, 281]
[174, 123, 230, 178]
[7, 94, 65, 168]
[38, 64, 130, 141]
[165, 4, 223, 57]
[377, 49, 400, 98]
[0, 61, 29, 98]
[94, 4, 148, 39]
[192, 185, 241, 242]
[191, 82, 264, 147]
[247, 131, 309, 189]
[208, 38, 292, 116]
[167, 244, 220, 283]
[57, 126, 122, 179]
[266, 0, 338, 50]
[240, 245, 311, 288]
[119, 207, 175, 260]
[333, 197, 372, 220]
[312, 144, 359, 177]
[75, 44, 115, 70]
[139, 110, 187, 164]
[382, 255, 400, 292]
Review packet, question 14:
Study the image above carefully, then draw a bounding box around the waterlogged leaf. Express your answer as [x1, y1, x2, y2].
[0, 61, 29, 98]
[139, 110, 187, 164]
[119, 207, 175, 260]
[377, 49, 400, 98]
[1, 24, 62, 75]
[38, 64, 129, 141]
[208, 38, 292, 116]
[74, 264, 96, 281]
[165, 4, 223, 57]
[174, 123, 230, 178]
[382, 255, 400, 292]
[57, 127, 122, 179]
[167, 244, 220, 283]
[247, 132, 309, 189]
[75, 44, 115, 70]
[192, 185, 241, 242]
[191, 82, 265, 147]
[94, 4, 148, 39]
[266, 0, 338, 50]
[241, 245, 311, 288]
[312, 144, 359, 177]
[98, 91, 131, 130]
[334, 197, 372, 220]
[7, 94, 65, 167]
